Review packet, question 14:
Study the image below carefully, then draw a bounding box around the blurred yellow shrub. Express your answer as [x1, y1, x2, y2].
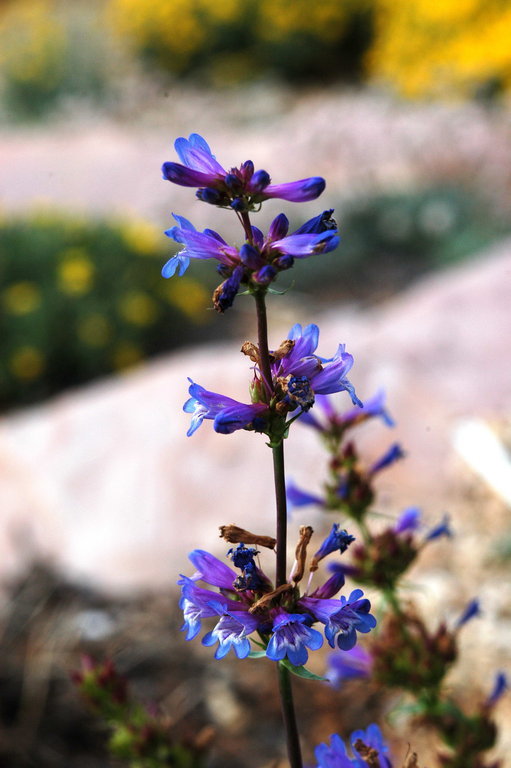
[369, 0, 511, 97]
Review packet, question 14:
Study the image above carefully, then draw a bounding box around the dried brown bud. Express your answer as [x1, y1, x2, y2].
[290, 525, 314, 584]
[249, 583, 295, 614]
[269, 338, 295, 362]
[241, 341, 260, 363]
[401, 751, 420, 768]
[219, 525, 276, 550]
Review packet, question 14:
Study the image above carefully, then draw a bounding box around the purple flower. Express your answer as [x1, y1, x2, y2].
[266, 609, 323, 666]
[455, 598, 481, 629]
[369, 443, 405, 475]
[425, 513, 452, 541]
[162, 212, 339, 309]
[313, 524, 356, 563]
[184, 324, 360, 439]
[162, 133, 326, 211]
[162, 214, 239, 278]
[299, 389, 394, 432]
[351, 724, 392, 768]
[179, 535, 375, 666]
[327, 646, 373, 688]
[393, 506, 421, 534]
[301, 589, 377, 650]
[183, 379, 268, 436]
[202, 602, 260, 659]
[314, 724, 392, 768]
[286, 479, 325, 511]
[485, 671, 508, 707]
[272, 323, 361, 407]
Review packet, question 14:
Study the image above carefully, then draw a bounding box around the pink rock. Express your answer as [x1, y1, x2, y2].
[0, 241, 510, 593]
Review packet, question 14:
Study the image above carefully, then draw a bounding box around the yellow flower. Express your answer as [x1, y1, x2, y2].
[118, 291, 158, 326]
[77, 313, 112, 347]
[112, 341, 143, 371]
[121, 219, 161, 255]
[161, 277, 209, 322]
[3, 282, 41, 315]
[9, 346, 45, 380]
[58, 249, 94, 295]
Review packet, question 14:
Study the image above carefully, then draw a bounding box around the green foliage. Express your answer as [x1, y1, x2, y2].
[289, 186, 511, 300]
[0, 0, 117, 121]
[0, 210, 215, 411]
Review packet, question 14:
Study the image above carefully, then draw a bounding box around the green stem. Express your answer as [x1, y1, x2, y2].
[253, 289, 303, 768]
[278, 662, 303, 768]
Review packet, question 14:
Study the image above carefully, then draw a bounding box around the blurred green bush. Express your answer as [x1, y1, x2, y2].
[0, 210, 215, 411]
[0, 0, 118, 121]
[107, 0, 373, 85]
[288, 185, 511, 301]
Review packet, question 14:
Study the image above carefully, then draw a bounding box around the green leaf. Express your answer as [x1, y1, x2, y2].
[248, 650, 267, 659]
[279, 659, 328, 682]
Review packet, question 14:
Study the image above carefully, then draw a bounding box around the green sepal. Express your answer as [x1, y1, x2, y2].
[268, 282, 294, 295]
[279, 659, 328, 681]
[248, 650, 267, 659]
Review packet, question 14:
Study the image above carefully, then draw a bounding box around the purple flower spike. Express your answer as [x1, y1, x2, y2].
[202, 603, 260, 660]
[266, 610, 323, 666]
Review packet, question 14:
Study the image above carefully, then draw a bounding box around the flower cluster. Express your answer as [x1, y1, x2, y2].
[184, 322, 361, 441]
[162, 133, 326, 212]
[179, 526, 376, 667]
[161, 134, 339, 310]
[162, 210, 339, 311]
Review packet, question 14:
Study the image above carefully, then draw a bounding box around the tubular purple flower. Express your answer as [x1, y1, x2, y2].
[393, 506, 422, 534]
[485, 671, 508, 707]
[309, 564, 346, 599]
[425, 513, 453, 541]
[188, 549, 238, 589]
[162, 133, 226, 187]
[286, 479, 325, 511]
[262, 177, 326, 203]
[327, 646, 373, 687]
[369, 443, 405, 475]
[183, 379, 268, 436]
[162, 214, 237, 278]
[202, 602, 260, 660]
[455, 598, 481, 629]
[178, 576, 234, 640]
[271, 231, 339, 258]
[266, 609, 324, 666]
[313, 523, 356, 563]
[301, 589, 377, 651]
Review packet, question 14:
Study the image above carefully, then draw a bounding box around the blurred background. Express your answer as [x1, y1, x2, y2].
[0, 1, 510, 766]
